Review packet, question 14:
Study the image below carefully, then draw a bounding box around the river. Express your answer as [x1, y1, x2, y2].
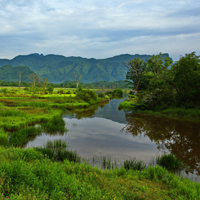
[25, 97, 200, 182]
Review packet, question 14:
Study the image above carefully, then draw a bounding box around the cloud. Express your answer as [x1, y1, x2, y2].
[0, 0, 200, 60]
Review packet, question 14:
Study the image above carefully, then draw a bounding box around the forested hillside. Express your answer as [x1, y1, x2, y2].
[0, 53, 170, 83]
[0, 65, 35, 82]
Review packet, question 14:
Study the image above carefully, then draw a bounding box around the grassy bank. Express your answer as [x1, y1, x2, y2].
[0, 87, 109, 131]
[119, 96, 200, 120]
[0, 145, 200, 199]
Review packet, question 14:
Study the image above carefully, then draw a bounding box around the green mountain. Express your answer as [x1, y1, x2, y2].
[0, 65, 35, 82]
[0, 53, 170, 83]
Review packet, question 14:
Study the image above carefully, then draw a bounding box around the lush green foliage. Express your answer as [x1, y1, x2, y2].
[75, 87, 97, 103]
[0, 65, 35, 82]
[124, 52, 200, 112]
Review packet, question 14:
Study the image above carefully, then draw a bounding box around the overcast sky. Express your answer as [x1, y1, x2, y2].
[0, 0, 200, 61]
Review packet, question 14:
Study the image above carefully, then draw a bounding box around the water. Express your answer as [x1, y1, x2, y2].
[25, 97, 200, 181]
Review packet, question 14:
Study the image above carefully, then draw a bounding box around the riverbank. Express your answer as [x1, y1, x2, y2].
[119, 97, 200, 120]
[0, 145, 200, 199]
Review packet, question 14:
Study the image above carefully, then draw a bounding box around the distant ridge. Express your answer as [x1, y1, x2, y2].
[0, 53, 170, 83]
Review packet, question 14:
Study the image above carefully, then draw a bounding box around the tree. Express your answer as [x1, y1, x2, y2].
[147, 53, 173, 80]
[41, 78, 49, 93]
[28, 73, 40, 88]
[171, 52, 200, 107]
[123, 58, 147, 94]
[18, 71, 21, 89]
[73, 72, 82, 89]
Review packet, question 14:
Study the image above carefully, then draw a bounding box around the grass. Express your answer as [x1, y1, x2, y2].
[0, 146, 200, 199]
[156, 154, 183, 173]
[0, 87, 200, 199]
[0, 88, 108, 132]
[119, 96, 200, 120]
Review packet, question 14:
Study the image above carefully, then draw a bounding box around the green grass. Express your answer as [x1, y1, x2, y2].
[0, 146, 200, 199]
[156, 154, 183, 173]
[162, 108, 200, 118]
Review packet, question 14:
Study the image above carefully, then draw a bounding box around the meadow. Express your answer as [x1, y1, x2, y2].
[0, 87, 200, 199]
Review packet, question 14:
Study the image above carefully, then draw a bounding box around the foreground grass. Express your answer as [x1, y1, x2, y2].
[0, 146, 200, 200]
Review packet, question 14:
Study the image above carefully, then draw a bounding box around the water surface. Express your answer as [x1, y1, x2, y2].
[26, 98, 200, 181]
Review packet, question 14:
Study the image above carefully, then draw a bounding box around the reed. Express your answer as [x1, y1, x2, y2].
[9, 126, 42, 147]
[41, 115, 66, 134]
[35, 139, 81, 163]
[124, 158, 146, 171]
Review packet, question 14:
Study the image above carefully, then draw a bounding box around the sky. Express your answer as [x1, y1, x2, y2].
[0, 0, 200, 61]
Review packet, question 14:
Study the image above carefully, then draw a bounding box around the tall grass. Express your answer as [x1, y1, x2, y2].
[156, 154, 183, 172]
[9, 126, 42, 147]
[35, 140, 81, 162]
[124, 158, 147, 171]
[41, 115, 66, 134]
[0, 128, 8, 146]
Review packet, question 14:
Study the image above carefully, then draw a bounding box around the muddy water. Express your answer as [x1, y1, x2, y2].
[26, 98, 200, 181]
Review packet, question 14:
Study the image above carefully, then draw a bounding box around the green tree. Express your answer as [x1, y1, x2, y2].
[41, 78, 49, 94]
[147, 53, 173, 80]
[171, 52, 200, 107]
[123, 58, 147, 94]
[47, 84, 54, 94]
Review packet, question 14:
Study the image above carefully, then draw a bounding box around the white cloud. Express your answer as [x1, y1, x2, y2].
[0, 0, 200, 60]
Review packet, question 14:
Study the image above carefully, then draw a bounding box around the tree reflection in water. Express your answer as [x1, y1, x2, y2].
[121, 111, 200, 176]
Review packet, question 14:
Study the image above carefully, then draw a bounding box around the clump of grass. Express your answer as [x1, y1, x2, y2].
[0, 128, 8, 146]
[35, 139, 81, 162]
[46, 139, 67, 149]
[156, 154, 183, 172]
[124, 158, 146, 171]
[9, 126, 42, 147]
[41, 115, 66, 134]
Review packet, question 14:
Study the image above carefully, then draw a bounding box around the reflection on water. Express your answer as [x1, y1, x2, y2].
[26, 98, 160, 163]
[122, 111, 200, 177]
[25, 98, 200, 181]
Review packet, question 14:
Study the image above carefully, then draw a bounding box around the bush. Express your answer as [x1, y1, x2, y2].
[156, 154, 183, 172]
[113, 88, 123, 97]
[98, 93, 105, 98]
[76, 88, 97, 102]
[47, 85, 54, 94]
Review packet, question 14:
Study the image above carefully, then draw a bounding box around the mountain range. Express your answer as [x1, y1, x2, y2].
[0, 53, 170, 83]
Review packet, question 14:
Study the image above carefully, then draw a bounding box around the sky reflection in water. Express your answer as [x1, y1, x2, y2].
[26, 98, 200, 181]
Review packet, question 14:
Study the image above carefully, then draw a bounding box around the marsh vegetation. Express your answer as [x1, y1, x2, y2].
[0, 86, 200, 199]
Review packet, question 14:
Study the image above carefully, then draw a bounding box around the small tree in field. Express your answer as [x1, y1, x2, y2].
[123, 58, 146, 94]
[73, 72, 82, 89]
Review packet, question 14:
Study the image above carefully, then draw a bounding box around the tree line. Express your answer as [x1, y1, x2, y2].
[124, 52, 200, 109]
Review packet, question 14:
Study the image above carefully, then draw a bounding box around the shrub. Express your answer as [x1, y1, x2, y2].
[76, 88, 97, 102]
[113, 88, 123, 97]
[156, 154, 183, 172]
[98, 93, 105, 98]
[47, 85, 54, 94]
